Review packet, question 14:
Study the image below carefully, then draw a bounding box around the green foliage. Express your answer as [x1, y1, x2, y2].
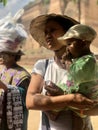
[72, 0, 79, 2]
[0, 0, 7, 6]
[43, 0, 50, 4]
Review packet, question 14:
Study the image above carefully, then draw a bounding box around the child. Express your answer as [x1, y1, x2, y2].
[57, 24, 98, 130]
[57, 24, 98, 101]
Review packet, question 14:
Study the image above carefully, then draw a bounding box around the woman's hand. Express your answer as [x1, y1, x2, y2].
[69, 93, 97, 110]
[44, 81, 64, 120]
[44, 81, 96, 110]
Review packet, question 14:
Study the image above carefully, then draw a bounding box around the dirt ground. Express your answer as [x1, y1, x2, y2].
[28, 110, 40, 130]
[27, 110, 98, 130]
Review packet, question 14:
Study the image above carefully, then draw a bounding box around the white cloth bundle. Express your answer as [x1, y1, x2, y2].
[0, 9, 27, 53]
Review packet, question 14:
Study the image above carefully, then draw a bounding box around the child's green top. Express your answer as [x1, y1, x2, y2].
[58, 54, 98, 100]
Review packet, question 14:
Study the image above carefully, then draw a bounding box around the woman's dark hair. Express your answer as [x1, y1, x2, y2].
[12, 50, 23, 62]
[15, 55, 21, 62]
[14, 50, 24, 62]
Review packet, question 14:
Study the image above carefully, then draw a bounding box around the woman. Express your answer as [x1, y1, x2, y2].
[0, 9, 31, 130]
[26, 14, 96, 130]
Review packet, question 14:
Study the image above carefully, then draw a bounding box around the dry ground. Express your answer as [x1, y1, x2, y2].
[28, 110, 40, 130]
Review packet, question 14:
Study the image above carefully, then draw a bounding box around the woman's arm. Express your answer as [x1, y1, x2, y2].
[83, 105, 98, 116]
[26, 74, 95, 111]
[0, 80, 7, 91]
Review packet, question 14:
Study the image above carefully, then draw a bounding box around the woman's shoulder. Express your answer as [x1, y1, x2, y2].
[32, 57, 54, 76]
[13, 64, 30, 77]
[11, 65, 30, 86]
[34, 58, 54, 67]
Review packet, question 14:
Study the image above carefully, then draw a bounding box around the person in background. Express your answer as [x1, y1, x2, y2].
[26, 14, 97, 130]
[0, 9, 31, 130]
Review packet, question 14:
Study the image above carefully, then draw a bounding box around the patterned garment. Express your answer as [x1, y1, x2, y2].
[58, 54, 98, 118]
[58, 54, 98, 99]
[0, 86, 23, 130]
[0, 64, 30, 130]
[0, 89, 5, 129]
[0, 64, 30, 86]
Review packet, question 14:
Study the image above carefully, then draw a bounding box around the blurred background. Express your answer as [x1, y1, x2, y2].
[0, 0, 98, 130]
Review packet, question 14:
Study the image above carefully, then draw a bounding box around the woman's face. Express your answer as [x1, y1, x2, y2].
[0, 52, 15, 66]
[44, 20, 66, 51]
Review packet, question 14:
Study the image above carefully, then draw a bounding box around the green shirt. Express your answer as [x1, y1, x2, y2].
[59, 54, 98, 100]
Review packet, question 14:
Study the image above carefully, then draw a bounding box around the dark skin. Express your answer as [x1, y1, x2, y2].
[57, 39, 92, 73]
[0, 52, 16, 68]
[61, 38, 91, 63]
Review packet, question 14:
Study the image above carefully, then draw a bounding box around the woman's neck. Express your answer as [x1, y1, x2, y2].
[54, 46, 67, 69]
[54, 46, 66, 58]
[4, 62, 17, 69]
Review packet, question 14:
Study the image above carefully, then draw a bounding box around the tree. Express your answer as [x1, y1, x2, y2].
[71, 0, 98, 22]
[72, 0, 81, 22]
[0, 0, 7, 6]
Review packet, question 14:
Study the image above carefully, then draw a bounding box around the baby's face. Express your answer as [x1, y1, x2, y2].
[65, 39, 87, 58]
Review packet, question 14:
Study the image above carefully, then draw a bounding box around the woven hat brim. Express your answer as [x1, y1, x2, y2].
[30, 14, 79, 48]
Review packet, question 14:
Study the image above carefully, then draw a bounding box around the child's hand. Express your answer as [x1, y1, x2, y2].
[44, 81, 64, 96]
